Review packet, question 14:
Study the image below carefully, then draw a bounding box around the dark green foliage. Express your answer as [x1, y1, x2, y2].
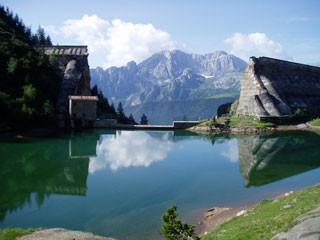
[117, 102, 130, 124]
[0, 5, 59, 131]
[128, 114, 137, 124]
[140, 113, 148, 125]
[91, 85, 117, 119]
[217, 102, 233, 117]
[91, 85, 132, 124]
[161, 204, 199, 240]
[0, 228, 41, 240]
[182, 114, 187, 121]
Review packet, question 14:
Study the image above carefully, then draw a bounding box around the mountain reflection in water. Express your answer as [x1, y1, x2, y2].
[1, 130, 320, 240]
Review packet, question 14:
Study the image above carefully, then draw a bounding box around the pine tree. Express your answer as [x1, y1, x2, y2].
[36, 26, 46, 46]
[140, 114, 148, 125]
[117, 102, 128, 124]
[128, 114, 137, 125]
[161, 204, 199, 240]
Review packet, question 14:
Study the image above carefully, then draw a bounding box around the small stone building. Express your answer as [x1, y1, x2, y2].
[69, 96, 98, 128]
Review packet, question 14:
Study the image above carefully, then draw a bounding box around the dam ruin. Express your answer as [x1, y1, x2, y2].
[44, 46, 96, 128]
[236, 57, 320, 119]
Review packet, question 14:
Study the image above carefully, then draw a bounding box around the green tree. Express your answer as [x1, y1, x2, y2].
[161, 205, 199, 240]
[117, 102, 128, 124]
[43, 100, 55, 118]
[140, 113, 148, 125]
[36, 26, 46, 46]
[182, 114, 187, 121]
[0, 5, 60, 130]
[128, 114, 137, 125]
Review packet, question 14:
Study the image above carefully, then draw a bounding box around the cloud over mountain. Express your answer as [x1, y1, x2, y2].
[225, 33, 291, 62]
[46, 14, 178, 68]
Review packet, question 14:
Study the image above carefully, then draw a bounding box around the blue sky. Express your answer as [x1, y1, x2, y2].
[3, 0, 320, 68]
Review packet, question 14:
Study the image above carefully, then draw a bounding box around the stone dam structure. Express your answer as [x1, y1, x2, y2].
[44, 46, 91, 114]
[236, 57, 320, 118]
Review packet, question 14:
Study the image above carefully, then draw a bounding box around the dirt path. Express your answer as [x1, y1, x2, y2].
[195, 206, 248, 236]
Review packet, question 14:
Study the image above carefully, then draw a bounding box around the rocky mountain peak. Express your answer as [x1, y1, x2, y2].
[90, 49, 247, 106]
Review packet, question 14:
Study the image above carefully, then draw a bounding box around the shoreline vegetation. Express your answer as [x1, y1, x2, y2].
[1, 184, 319, 240]
[190, 115, 320, 134]
[199, 184, 320, 240]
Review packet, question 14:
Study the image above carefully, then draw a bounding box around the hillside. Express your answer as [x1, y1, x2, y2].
[124, 95, 239, 124]
[0, 6, 59, 131]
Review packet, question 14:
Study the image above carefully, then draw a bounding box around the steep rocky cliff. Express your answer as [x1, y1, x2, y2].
[237, 57, 320, 118]
[44, 46, 91, 113]
[91, 50, 247, 106]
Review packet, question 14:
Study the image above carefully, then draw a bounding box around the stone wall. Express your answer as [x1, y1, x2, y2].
[44, 46, 91, 114]
[173, 121, 201, 129]
[236, 57, 320, 118]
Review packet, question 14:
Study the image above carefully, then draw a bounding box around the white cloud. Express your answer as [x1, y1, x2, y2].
[225, 33, 291, 62]
[46, 15, 178, 68]
[89, 131, 174, 173]
[221, 139, 238, 163]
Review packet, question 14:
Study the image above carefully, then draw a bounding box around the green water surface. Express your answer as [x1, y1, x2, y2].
[1, 130, 320, 240]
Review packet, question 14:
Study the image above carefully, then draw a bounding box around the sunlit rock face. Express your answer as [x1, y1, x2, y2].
[236, 57, 320, 118]
[238, 132, 320, 187]
[90, 50, 247, 106]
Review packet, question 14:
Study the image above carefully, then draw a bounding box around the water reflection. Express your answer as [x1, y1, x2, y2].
[89, 131, 174, 173]
[1, 129, 320, 235]
[237, 132, 320, 187]
[220, 139, 239, 163]
[0, 134, 93, 222]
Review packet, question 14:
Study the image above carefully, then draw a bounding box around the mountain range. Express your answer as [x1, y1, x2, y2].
[90, 50, 247, 124]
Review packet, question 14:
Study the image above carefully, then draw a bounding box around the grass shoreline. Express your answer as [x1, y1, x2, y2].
[0, 228, 42, 240]
[191, 116, 320, 134]
[200, 184, 320, 240]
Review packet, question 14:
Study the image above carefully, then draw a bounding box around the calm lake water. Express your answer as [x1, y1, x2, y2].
[1, 130, 320, 240]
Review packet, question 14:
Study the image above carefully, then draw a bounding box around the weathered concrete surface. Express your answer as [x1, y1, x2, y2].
[173, 121, 201, 129]
[237, 57, 320, 118]
[44, 46, 91, 114]
[272, 207, 320, 240]
[18, 228, 115, 240]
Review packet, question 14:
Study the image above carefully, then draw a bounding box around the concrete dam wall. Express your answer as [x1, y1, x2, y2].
[236, 57, 320, 118]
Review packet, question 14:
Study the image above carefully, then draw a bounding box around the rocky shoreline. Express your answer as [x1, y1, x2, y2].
[17, 228, 115, 240]
[189, 122, 320, 134]
[195, 185, 320, 239]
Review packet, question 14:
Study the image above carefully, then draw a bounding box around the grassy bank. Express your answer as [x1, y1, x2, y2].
[201, 184, 320, 240]
[0, 228, 42, 240]
[196, 116, 274, 131]
[310, 118, 320, 126]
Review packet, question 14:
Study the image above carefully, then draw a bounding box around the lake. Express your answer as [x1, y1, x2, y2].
[1, 130, 320, 240]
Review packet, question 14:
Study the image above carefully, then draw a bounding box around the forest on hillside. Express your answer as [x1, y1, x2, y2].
[0, 6, 59, 131]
